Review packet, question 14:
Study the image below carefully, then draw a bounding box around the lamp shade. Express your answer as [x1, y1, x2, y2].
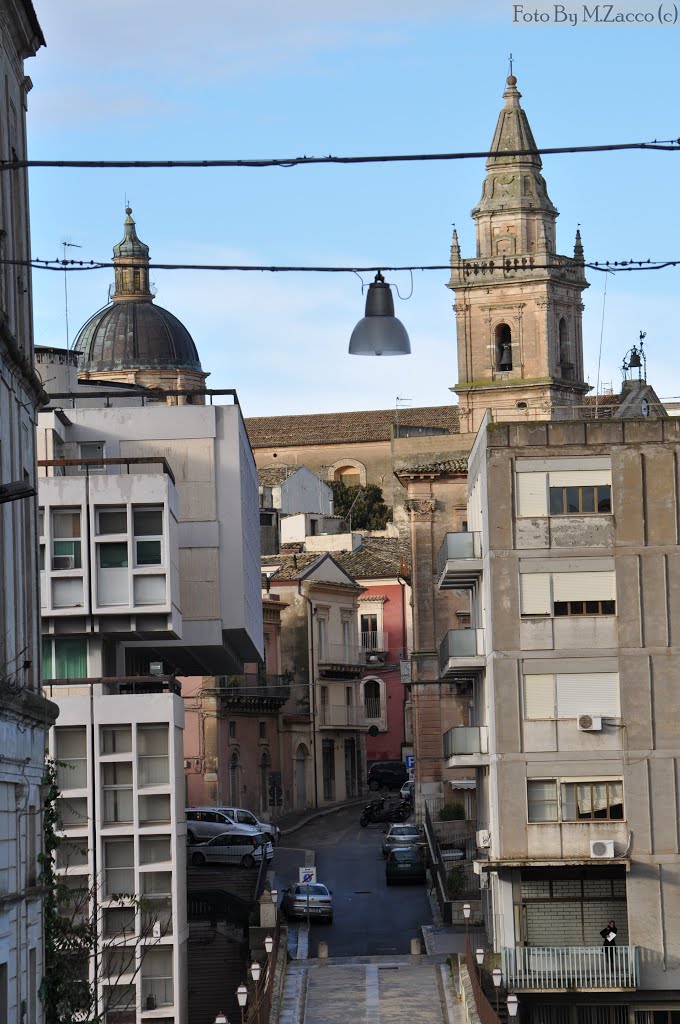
[264, 935, 274, 954]
[349, 273, 411, 356]
[236, 984, 248, 1008]
[250, 961, 261, 983]
[507, 993, 519, 1018]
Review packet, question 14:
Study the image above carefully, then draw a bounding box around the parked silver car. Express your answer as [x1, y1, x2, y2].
[281, 882, 333, 923]
[188, 831, 274, 868]
[381, 823, 427, 859]
[185, 808, 262, 844]
[214, 806, 281, 845]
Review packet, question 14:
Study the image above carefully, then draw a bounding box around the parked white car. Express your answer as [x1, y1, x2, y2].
[214, 806, 281, 844]
[188, 831, 274, 868]
[185, 808, 262, 844]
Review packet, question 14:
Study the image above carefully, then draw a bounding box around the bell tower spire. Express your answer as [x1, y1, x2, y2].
[112, 207, 153, 302]
[448, 74, 590, 433]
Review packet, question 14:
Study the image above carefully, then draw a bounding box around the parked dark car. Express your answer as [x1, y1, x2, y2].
[367, 760, 409, 792]
[385, 846, 427, 885]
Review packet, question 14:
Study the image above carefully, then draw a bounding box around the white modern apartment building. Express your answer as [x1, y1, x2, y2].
[34, 362, 263, 1023]
[441, 414, 680, 1024]
[0, 3, 61, 1021]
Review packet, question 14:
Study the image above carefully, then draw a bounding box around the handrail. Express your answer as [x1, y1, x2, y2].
[502, 944, 638, 990]
[39, 455, 176, 484]
[465, 938, 500, 1024]
[246, 919, 282, 1024]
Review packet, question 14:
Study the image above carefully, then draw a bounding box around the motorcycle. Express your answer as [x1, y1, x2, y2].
[359, 796, 411, 827]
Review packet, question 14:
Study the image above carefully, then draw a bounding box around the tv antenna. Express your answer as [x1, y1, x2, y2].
[62, 240, 82, 348]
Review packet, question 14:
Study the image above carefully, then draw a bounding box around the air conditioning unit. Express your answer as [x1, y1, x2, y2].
[53, 555, 75, 570]
[476, 829, 491, 849]
[590, 839, 615, 859]
[577, 714, 602, 732]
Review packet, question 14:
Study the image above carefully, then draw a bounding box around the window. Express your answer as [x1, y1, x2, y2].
[139, 794, 171, 824]
[364, 679, 382, 719]
[528, 778, 624, 822]
[101, 726, 132, 755]
[55, 727, 88, 789]
[317, 616, 327, 660]
[137, 725, 169, 786]
[139, 837, 171, 864]
[520, 569, 616, 617]
[524, 672, 621, 719]
[554, 599, 616, 616]
[133, 507, 163, 566]
[229, 721, 236, 739]
[57, 797, 88, 827]
[52, 509, 82, 569]
[98, 542, 128, 569]
[259, 721, 266, 740]
[360, 613, 378, 649]
[550, 485, 611, 515]
[102, 763, 133, 823]
[43, 637, 88, 680]
[104, 839, 135, 897]
[97, 507, 127, 534]
[79, 441, 106, 472]
[103, 909, 136, 938]
[141, 947, 173, 1008]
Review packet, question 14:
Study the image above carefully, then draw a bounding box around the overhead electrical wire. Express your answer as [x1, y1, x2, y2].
[1, 138, 679, 172]
[8, 257, 680, 275]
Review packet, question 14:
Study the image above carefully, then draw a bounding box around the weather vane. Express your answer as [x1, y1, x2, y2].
[508, 53, 514, 76]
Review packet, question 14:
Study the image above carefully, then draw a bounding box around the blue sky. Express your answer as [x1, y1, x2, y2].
[28, 1, 679, 416]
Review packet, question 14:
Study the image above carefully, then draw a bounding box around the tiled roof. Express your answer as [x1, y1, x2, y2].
[258, 465, 296, 486]
[245, 405, 460, 448]
[335, 537, 411, 579]
[261, 552, 322, 580]
[395, 456, 469, 477]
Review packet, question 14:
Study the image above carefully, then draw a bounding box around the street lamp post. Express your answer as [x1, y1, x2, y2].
[236, 983, 247, 1024]
[463, 902, 471, 948]
[492, 968, 502, 1021]
[475, 948, 484, 967]
[214, 1013, 229, 1024]
[250, 961, 261, 984]
[264, 934, 274, 955]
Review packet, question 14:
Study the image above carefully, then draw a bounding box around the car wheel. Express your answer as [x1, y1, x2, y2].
[187, 831, 195, 844]
[191, 851, 205, 866]
[241, 854, 255, 869]
[368, 780, 379, 791]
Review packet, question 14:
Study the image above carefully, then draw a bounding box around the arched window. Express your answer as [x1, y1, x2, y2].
[360, 679, 383, 720]
[229, 751, 240, 805]
[334, 466, 361, 488]
[328, 459, 366, 489]
[495, 323, 513, 371]
[259, 751, 271, 815]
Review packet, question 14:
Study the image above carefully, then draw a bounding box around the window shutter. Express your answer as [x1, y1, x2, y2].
[552, 570, 616, 602]
[548, 470, 612, 487]
[556, 672, 620, 717]
[524, 675, 556, 718]
[517, 473, 548, 517]
[520, 573, 551, 615]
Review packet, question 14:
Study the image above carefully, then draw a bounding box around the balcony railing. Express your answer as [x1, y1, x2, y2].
[443, 725, 488, 758]
[361, 630, 388, 653]
[502, 945, 639, 991]
[43, 675, 181, 696]
[39, 455, 176, 484]
[437, 532, 482, 590]
[364, 697, 383, 720]
[318, 703, 367, 728]
[439, 629, 485, 678]
[317, 642, 364, 677]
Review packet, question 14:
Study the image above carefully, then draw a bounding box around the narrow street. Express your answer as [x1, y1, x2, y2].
[272, 804, 433, 957]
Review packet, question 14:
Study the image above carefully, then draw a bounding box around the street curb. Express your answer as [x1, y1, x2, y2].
[278, 798, 367, 837]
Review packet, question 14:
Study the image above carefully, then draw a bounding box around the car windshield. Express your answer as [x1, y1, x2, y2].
[391, 826, 418, 836]
[295, 884, 328, 897]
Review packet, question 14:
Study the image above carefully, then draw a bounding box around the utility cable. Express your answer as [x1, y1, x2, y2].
[1, 138, 679, 172]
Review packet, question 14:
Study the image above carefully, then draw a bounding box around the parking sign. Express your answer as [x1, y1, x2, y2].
[405, 755, 415, 770]
[299, 866, 317, 884]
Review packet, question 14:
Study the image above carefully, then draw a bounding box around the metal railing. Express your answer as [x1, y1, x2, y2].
[361, 630, 389, 652]
[245, 919, 281, 1024]
[43, 675, 181, 696]
[39, 455, 176, 484]
[465, 939, 500, 1024]
[318, 703, 367, 728]
[364, 697, 383, 720]
[502, 945, 639, 990]
[317, 642, 363, 667]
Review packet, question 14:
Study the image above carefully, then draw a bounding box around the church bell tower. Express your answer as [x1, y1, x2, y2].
[448, 74, 590, 433]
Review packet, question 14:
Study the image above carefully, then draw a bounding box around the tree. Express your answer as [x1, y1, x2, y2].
[39, 760, 171, 1024]
[330, 482, 393, 531]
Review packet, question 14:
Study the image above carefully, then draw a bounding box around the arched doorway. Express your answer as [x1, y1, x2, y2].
[259, 751, 271, 815]
[295, 744, 309, 809]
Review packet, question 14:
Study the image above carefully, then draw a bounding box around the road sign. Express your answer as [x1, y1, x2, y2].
[405, 755, 415, 770]
[299, 866, 317, 884]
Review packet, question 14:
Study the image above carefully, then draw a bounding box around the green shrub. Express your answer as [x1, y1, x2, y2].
[446, 863, 468, 900]
[439, 802, 465, 821]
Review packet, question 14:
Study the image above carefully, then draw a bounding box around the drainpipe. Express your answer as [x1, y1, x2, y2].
[397, 574, 409, 745]
[302, 586, 319, 809]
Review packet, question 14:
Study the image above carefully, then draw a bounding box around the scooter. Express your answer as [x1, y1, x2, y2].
[359, 796, 411, 827]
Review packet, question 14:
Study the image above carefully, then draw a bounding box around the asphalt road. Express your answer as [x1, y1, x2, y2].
[272, 805, 432, 957]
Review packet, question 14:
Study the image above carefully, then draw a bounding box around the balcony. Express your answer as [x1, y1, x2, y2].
[361, 631, 389, 654]
[437, 532, 482, 590]
[318, 703, 368, 729]
[217, 673, 291, 711]
[443, 725, 488, 767]
[502, 945, 639, 992]
[317, 642, 364, 679]
[439, 629, 485, 678]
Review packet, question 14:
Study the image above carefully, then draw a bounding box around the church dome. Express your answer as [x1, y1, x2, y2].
[74, 300, 202, 373]
[74, 207, 203, 376]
